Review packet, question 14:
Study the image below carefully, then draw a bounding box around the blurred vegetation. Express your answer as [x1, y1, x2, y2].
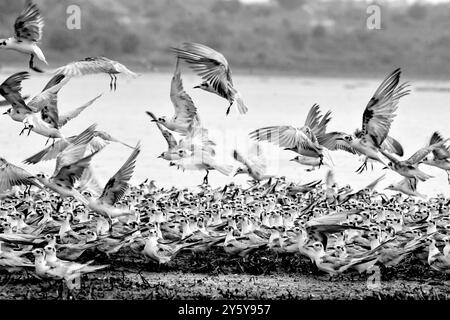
[1, 0, 450, 78]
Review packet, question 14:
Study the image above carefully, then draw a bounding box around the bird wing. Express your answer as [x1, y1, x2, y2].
[0, 158, 37, 191]
[98, 144, 141, 206]
[304, 104, 331, 141]
[146, 111, 177, 150]
[406, 145, 435, 165]
[364, 174, 386, 191]
[58, 94, 102, 127]
[249, 126, 317, 151]
[23, 138, 72, 164]
[14, 2, 44, 42]
[0, 72, 32, 113]
[53, 57, 113, 77]
[381, 136, 404, 157]
[180, 126, 216, 156]
[170, 58, 199, 125]
[233, 149, 264, 175]
[399, 178, 418, 192]
[53, 124, 97, 176]
[304, 104, 321, 132]
[27, 74, 66, 114]
[361, 68, 410, 147]
[76, 166, 103, 197]
[92, 131, 134, 149]
[380, 149, 401, 165]
[172, 42, 231, 98]
[319, 132, 357, 154]
[52, 151, 99, 190]
[429, 132, 450, 160]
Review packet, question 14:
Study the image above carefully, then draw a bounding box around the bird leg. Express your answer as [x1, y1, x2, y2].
[356, 158, 368, 174]
[203, 170, 210, 185]
[226, 103, 232, 116]
[19, 125, 28, 136]
[113, 74, 117, 91]
[27, 125, 33, 136]
[109, 74, 114, 91]
[29, 54, 44, 73]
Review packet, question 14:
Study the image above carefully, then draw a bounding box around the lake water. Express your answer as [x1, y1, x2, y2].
[1, 71, 450, 197]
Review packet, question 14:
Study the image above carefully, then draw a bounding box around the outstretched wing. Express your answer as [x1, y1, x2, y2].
[361, 69, 410, 147]
[381, 136, 404, 157]
[249, 126, 317, 152]
[53, 124, 97, 176]
[14, 2, 44, 42]
[320, 132, 356, 154]
[23, 138, 72, 164]
[171, 42, 231, 98]
[0, 158, 38, 191]
[170, 58, 200, 126]
[429, 132, 450, 160]
[0, 72, 32, 113]
[58, 94, 102, 127]
[53, 151, 99, 189]
[146, 111, 177, 150]
[98, 144, 141, 206]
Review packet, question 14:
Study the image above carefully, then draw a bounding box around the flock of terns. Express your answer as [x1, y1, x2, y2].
[0, 2, 450, 298]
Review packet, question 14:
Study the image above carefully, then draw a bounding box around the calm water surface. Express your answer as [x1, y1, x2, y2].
[1, 72, 450, 196]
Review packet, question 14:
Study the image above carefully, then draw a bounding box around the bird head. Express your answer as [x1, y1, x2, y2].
[383, 162, 393, 170]
[337, 135, 353, 143]
[233, 167, 246, 176]
[35, 172, 48, 180]
[32, 248, 45, 258]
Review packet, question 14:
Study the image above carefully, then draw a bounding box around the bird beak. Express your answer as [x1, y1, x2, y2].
[382, 166, 388, 170]
[3, 111, 7, 115]
[150, 119, 157, 122]
[193, 85, 200, 89]
[157, 155, 162, 158]
[289, 158, 296, 162]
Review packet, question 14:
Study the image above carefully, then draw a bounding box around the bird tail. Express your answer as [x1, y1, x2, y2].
[233, 91, 248, 115]
[415, 170, 433, 182]
[33, 45, 47, 65]
[115, 62, 138, 78]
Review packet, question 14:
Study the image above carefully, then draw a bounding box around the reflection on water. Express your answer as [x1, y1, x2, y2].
[1, 72, 450, 196]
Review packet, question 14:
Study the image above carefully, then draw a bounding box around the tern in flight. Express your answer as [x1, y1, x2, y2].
[53, 56, 138, 91]
[148, 58, 200, 134]
[334, 68, 410, 173]
[420, 132, 450, 183]
[381, 134, 449, 181]
[249, 104, 335, 167]
[0, 2, 47, 72]
[0, 72, 101, 144]
[172, 42, 248, 115]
